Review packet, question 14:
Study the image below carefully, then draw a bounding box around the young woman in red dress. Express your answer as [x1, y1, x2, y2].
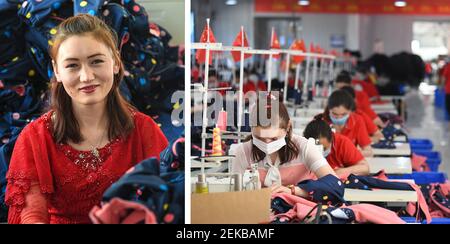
[5, 14, 168, 224]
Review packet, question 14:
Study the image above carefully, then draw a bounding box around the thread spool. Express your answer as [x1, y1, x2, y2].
[195, 174, 209, 194]
[217, 110, 227, 131]
[212, 127, 223, 156]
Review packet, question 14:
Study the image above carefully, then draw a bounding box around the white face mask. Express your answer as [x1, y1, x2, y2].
[252, 135, 286, 155]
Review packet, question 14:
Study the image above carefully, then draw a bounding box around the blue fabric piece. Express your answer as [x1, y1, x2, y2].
[102, 157, 184, 224]
[0, 9, 23, 65]
[420, 184, 450, 214]
[121, 0, 148, 37]
[0, 52, 45, 82]
[153, 112, 184, 142]
[73, 0, 106, 15]
[101, 2, 129, 47]
[17, 0, 69, 27]
[344, 174, 414, 191]
[382, 124, 408, 142]
[372, 140, 396, 149]
[297, 174, 346, 206]
[159, 137, 184, 174]
[26, 43, 52, 80]
[271, 197, 294, 215]
[0, 126, 23, 222]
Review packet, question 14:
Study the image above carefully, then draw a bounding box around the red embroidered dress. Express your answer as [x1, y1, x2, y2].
[5, 111, 168, 224]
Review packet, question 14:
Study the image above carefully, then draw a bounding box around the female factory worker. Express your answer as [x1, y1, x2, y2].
[5, 14, 168, 224]
[231, 95, 336, 197]
[303, 119, 370, 177]
[335, 72, 385, 128]
[340, 86, 384, 143]
[322, 90, 373, 157]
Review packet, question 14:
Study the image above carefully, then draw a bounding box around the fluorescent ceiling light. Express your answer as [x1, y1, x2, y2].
[226, 0, 237, 6]
[298, 0, 310, 6]
[394, 1, 407, 7]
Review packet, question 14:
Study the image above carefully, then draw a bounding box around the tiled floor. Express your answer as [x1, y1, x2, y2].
[404, 89, 450, 175]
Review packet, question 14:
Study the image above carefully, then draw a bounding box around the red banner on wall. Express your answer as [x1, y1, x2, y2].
[255, 0, 450, 16]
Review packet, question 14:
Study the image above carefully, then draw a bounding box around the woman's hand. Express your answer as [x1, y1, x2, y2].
[271, 185, 291, 194]
[334, 168, 348, 177]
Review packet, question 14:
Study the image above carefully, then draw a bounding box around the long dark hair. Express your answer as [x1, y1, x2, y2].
[247, 95, 299, 164]
[49, 14, 135, 144]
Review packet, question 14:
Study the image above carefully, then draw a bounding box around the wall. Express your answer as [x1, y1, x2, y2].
[358, 15, 414, 59]
[139, 0, 185, 45]
[192, 0, 255, 47]
[346, 14, 360, 51]
[359, 15, 450, 59]
[299, 13, 348, 51]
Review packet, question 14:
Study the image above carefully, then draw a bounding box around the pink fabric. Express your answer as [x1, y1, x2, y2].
[429, 186, 450, 218]
[440, 182, 450, 196]
[338, 173, 351, 180]
[347, 204, 405, 224]
[271, 193, 318, 222]
[406, 183, 432, 224]
[272, 193, 406, 224]
[411, 153, 430, 172]
[89, 198, 157, 224]
[258, 164, 316, 187]
[430, 211, 445, 218]
[373, 170, 389, 181]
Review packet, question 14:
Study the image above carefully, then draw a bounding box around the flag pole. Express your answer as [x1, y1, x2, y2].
[283, 51, 290, 103]
[303, 55, 310, 102]
[294, 61, 300, 91]
[268, 27, 275, 92]
[237, 26, 245, 143]
[201, 18, 211, 174]
[311, 56, 318, 101]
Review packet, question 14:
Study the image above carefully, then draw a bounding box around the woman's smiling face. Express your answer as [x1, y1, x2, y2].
[53, 34, 119, 106]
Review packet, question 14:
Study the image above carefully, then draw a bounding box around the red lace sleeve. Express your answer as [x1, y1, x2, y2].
[5, 119, 54, 224]
[20, 182, 49, 224]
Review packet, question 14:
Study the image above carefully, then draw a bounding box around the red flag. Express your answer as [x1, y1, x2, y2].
[309, 42, 315, 53]
[290, 39, 306, 64]
[195, 23, 216, 64]
[316, 44, 324, 54]
[231, 27, 252, 62]
[330, 50, 338, 57]
[315, 45, 321, 54]
[270, 28, 281, 59]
